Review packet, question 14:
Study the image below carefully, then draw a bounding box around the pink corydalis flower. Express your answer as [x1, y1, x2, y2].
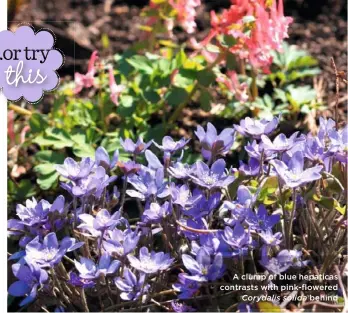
[169, 0, 201, 34]
[74, 51, 99, 94]
[216, 71, 248, 103]
[201, 0, 292, 72]
[108, 67, 126, 106]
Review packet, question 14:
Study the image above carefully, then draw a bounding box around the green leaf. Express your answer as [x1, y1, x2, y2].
[165, 87, 188, 107]
[127, 55, 154, 74]
[37, 172, 59, 190]
[34, 163, 56, 175]
[29, 113, 49, 133]
[197, 69, 216, 87]
[199, 88, 212, 112]
[35, 151, 65, 164]
[8, 179, 36, 202]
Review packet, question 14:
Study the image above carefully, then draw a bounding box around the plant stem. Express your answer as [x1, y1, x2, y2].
[288, 188, 297, 249]
[8, 103, 32, 116]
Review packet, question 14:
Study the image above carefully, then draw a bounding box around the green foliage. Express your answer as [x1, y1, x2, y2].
[269, 42, 321, 86]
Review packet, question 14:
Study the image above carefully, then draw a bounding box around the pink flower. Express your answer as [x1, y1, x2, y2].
[201, 0, 292, 71]
[216, 71, 248, 103]
[109, 67, 126, 106]
[74, 51, 98, 94]
[169, 0, 201, 34]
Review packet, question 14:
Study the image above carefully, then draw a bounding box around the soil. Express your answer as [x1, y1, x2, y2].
[9, 0, 348, 125]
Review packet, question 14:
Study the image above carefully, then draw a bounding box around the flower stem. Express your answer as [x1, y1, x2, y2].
[288, 188, 297, 249]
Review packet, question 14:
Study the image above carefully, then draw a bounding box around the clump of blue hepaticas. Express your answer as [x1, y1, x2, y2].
[7, 116, 347, 311]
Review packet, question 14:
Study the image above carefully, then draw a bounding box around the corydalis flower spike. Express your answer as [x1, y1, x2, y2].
[108, 66, 126, 106]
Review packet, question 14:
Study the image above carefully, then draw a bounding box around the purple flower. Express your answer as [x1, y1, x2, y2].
[185, 190, 220, 218]
[182, 247, 225, 282]
[164, 184, 202, 210]
[239, 158, 261, 176]
[8, 262, 48, 306]
[55, 157, 94, 180]
[245, 205, 280, 231]
[25, 233, 83, 268]
[68, 272, 95, 288]
[318, 117, 336, 142]
[78, 209, 125, 236]
[115, 267, 150, 301]
[9, 196, 65, 230]
[271, 151, 323, 188]
[329, 126, 348, 163]
[304, 135, 331, 169]
[142, 201, 172, 223]
[261, 132, 304, 153]
[74, 254, 120, 279]
[222, 222, 252, 256]
[168, 162, 196, 179]
[154, 136, 190, 154]
[127, 168, 168, 201]
[62, 166, 117, 198]
[189, 159, 235, 190]
[234, 116, 279, 139]
[118, 160, 141, 176]
[245, 140, 275, 161]
[173, 273, 201, 299]
[103, 228, 140, 257]
[259, 230, 282, 247]
[95, 146, 118, 170]
[171, 301, 196, 312]
[260, 249, 307, 274]
[127, 247, 174, 274]
[195, 123, 235, 161]
[120, 137, 152, 155]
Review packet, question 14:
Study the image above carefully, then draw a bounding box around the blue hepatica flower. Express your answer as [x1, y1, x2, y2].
[127, 168, 168, 201]
[182, 247, 225, 282]
[95, 146, 119, 170]
[68, 272, 95, 289]
[78, 209, 125, 237]
[261, 132, 304, 153]
[329, 126, 348, 163]
[195, 122, 235, 161]
[171, 301, 196, 312]
[61, 166, 117, 198]
[142, 201, 172, 223]
[318, 117, 336, 142]
[271, 151, 323, 188]
[102, 228, 140, 257]
[239, 158, 261, 176]
[258, 230, 283, 247]
[168, 161, 196, 180]
[8, 262, 48, 307]
[55, 157, 94, 181]
[118, 160, 141, 176]
[115, 267, 150, 301]
[222, 222, 252, 256]
[189, 159, 235, 190]
[74, 253, 120, 280]
[304, 134, 332, 170]
[154, 136, 190, 154]
[173, 273, 201, 299]
[245, 205, 280, 231]
[120, 137, 152, 155]
[259, 249, 307, 274]
[127, 247, 174, 274]
[25, 233, 83, 268]
[234, 116, 279, 139]
[245, 140, 276, 161]
[185, 190, 220, 218]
